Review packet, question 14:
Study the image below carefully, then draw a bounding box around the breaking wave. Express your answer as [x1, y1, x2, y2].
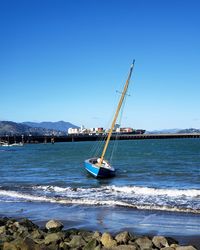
[0, 185, 199, 214]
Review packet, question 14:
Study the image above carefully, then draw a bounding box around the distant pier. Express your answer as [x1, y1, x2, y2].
[0, 133, 200, 144]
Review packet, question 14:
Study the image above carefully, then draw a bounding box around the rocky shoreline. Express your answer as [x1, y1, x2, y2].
[0, 217, 197, 250]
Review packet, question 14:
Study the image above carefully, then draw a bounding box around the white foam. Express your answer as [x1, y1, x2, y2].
[0, 190, 52, 202]
[0, 189, 199, 214]
[110, 185, 200, 198]
[34, 184, 200, 198]
[34, 185, 71, 192]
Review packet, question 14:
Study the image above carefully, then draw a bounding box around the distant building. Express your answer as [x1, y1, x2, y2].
[68, 125, 144, 135]
[116, 127, 134, 133]
[96, 127, 103, 133]
[114, 124, 120, 130]
[68, 128, 80, 134]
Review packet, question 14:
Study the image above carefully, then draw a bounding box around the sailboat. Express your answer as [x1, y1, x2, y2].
[84, 60, 135, 178]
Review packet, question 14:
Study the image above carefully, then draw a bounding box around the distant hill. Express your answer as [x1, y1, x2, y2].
[1, 121, 199, 136]
[147, 129, 181, 134]
[0, 121, 49, 136]
[0, 121, 31, 135]
[148, 128, 200, 134]
[178, 128, 200, 134]
[0, 120, 79, 136]
[22, 121, 79, 132]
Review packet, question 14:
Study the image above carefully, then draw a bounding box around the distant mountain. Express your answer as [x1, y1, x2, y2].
[0, 121, 31, 135]
[23, 121, 79, 132]
[147, 129, 181, 134]
[178, 128, 200, 134]
[0, 120, 79, 136]
[147, 128, 200, 134]
[0, 121, 50, 136]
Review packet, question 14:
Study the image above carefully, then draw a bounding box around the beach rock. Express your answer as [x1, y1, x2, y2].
[33, 239, 46, 245]
[83, 238, 98, 250]
[68, 235, 86, 248]
[111, 245, 138, 250]
[61, 229, 78, 241]
[92, 231, 102, 241]
[59, 241, 70, 250]
[66, 228, 80, 237]
[12, 221, 28, 232]
[20, 237, 37, 250]
[45, 220, 63, 232]
[166, 237, 179, 245]
[46, 241, 59, 250]
[115, 231, 130, 244]
[127, 240, 138, 246]
[129, 233, 137, 243]
[135, 236, 152, 250]
[0, 217, 8, 227]
[175, 246, 197, 250]
[35, 243, 50, 250]
[0, 226, 6, 235]
[13, 224, 29, 239]
[0, 217, 199, 250]
[94, 245, 102, 250]
[101, 232, 117, 248]
[0, 234, 14, 243]
[44, 232, 64, 245]
[3, 237, 36, 250]
[8, 222, 19, 234]
[3, 241, 18, 250]
[160, 247, 175, 250]
[19, 218, 38, 231]
[170, 244, 180, 249]
[30, 229, 46, 240]
[78, 230, 94, 242]
[6, 219, 16, 227]
[152, 236, 169, 248]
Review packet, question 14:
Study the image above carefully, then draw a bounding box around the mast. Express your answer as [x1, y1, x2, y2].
[99, 60, 135, 165]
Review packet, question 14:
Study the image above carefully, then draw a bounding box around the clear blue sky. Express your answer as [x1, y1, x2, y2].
[1, 0, 200, 130]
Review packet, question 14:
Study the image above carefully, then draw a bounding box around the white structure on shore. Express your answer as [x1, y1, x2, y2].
[68, 125, 103, 135]
[68, 125, 134, 135]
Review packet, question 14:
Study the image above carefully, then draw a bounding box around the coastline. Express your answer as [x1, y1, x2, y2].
[0, 202, 199, 249]
[1, 133, 200, 144]
[0, 216, 198, 249]
[1, 139, 199, 248]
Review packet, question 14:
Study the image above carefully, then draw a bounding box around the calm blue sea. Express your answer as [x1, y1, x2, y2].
[0, 138, 200, 242]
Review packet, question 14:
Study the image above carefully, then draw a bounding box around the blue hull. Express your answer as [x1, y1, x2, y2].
[84, 158, 116, 178]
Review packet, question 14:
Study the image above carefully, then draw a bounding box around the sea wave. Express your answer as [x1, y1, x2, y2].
[0, 189, 199, 214]
[0, 185, 199, 214]
[34, 185, 200, 198]
[110, 185, 200, 197]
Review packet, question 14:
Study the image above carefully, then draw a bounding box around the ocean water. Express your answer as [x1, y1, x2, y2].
[0, 138, 200, 243]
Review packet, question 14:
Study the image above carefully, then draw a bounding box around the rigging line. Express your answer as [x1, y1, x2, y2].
[93, 136, 106, 157]
[89, 93, 118, 158]
[92, 89, 122, 158]
[116, 90, 130, 96]
[90, 134, 106, 157]
[110, 92, 128, 163]
[91, 131, 108, 158]
[99, 60, 134, 164]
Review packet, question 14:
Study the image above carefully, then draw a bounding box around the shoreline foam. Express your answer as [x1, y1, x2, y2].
[0, 184, 199, 214]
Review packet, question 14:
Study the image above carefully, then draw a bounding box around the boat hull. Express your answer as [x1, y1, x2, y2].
[84, 158, 116, 178]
